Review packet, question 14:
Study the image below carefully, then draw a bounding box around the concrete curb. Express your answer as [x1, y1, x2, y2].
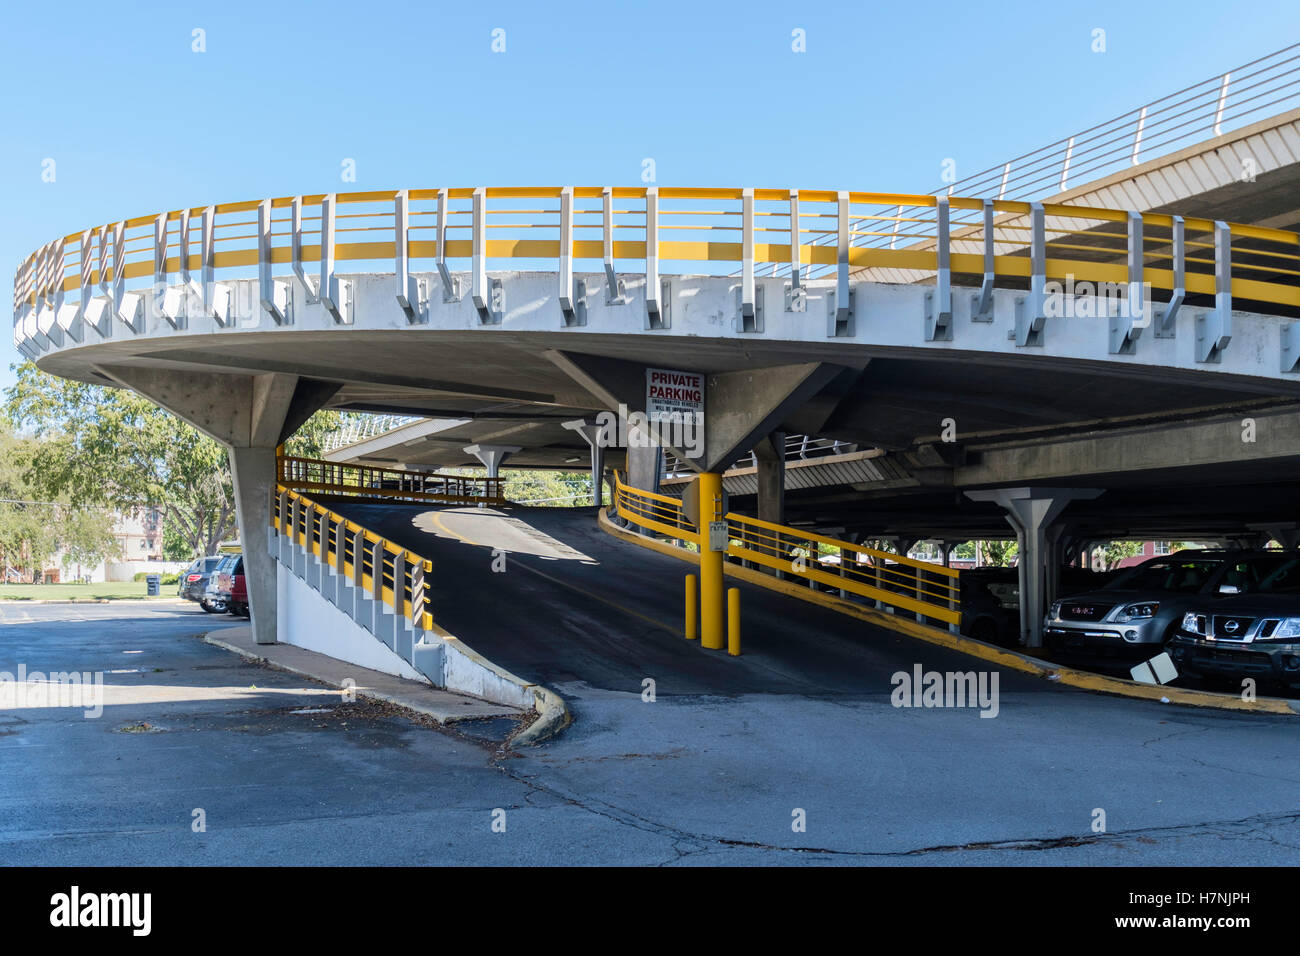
[426, 622, 573, 746]
[201, 630, 520, 724]
[597, 510, 1300, 718]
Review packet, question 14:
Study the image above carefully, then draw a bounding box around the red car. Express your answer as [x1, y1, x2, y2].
[217, 556, 249, 618]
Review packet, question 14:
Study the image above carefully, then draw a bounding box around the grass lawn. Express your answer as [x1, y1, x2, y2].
[0, 582, 176, 601]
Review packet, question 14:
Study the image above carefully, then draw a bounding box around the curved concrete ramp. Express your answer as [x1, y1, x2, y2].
[323, 499, 1050, 700]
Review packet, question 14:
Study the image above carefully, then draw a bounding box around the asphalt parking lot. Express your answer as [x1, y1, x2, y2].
[3, 600, 1300, 865]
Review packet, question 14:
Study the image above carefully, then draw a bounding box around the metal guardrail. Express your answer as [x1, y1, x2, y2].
[610, 471, 961, 627]
[278, 454, 505, 507]
[939, 42, 1300, 201]
[272, 486, 433, 631]
[13, 184, 1300, 362]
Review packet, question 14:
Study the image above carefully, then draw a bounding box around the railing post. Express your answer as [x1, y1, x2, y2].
[371, 540, 385, 603]
[392, 549, 407, 619]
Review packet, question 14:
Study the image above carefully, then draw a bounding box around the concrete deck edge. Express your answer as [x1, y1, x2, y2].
[597, 510, 1300, 717]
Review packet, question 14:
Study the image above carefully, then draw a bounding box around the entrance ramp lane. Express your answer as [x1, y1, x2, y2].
[322, 499, 1052, 700]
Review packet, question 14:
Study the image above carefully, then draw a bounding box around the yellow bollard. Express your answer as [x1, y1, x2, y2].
[727, 587, 741, 656]
[684, 574, 698, 641]
[697, 471, 725, 650]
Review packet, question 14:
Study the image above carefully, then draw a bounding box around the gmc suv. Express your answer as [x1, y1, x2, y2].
[1043, 550, 1293, 659]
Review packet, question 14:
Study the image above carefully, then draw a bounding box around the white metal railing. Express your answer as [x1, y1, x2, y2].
[661, 434, 859, 479]
[322, 414, 421, 453]
[937, 42, 1300, 202]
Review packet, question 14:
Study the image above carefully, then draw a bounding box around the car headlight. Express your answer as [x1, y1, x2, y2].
[1048, 601, 1061, 619]
[1114, 602, 1159, 622]
[1181, 611, 1205, 635]
[1264, 617, 1300, 641]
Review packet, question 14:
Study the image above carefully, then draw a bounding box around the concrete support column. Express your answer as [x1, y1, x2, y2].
[966, 487, 1103, 648]
[754, 430, 786, 574]
[463, 443, 520, 479]
[624, 420, 662, 494]
[562, 420, 607, 507]
[229, 446, 279, 645]
[91, 365, 340, 646]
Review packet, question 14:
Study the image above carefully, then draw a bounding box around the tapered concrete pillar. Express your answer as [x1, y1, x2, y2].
[228, 446, 279, 645]
[966, 487, 1103, 648]
[625, 427, 662, 494]
[562, 420, 607, 507]
[92, 364, 339, 645]
[754, 430, 786, 525]
[463, 444, 520, 478]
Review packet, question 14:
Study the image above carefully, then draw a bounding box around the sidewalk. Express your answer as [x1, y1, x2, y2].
[205, 625, 524, 723]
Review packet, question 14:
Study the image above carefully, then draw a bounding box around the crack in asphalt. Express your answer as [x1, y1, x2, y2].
[489, 747, 1300, 860]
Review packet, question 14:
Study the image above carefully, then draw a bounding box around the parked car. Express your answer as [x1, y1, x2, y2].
[178, 556, 224, 603]
[220, 557, 248, 618]
[201, 554, 239, 614]
[959, 572, 1019, 647]
[1043, 550, 1294, 659]
[1168, 555, 1300, 689]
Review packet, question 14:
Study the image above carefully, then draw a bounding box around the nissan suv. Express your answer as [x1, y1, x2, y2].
[1168, 555, 1300, 689]
[1043, 550, 1293, 659]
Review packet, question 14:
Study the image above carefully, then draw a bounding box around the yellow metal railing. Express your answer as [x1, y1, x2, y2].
[610, 471, 961, 627]
[278, 454, 506, 507]
[14, 186, 1300, 324]
[272, 485, 434, 631]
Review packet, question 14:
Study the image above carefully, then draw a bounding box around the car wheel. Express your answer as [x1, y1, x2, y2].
[200, 600, 220, 613]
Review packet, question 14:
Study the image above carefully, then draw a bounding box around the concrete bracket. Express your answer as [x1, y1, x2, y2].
[785, 281, 807, 313]
[257, 199, 289, 325]
[602, 187, 624, 304]
[1108, 211, 1145, 355]
[475, 277, 504, 325]
[925, 197, 952, 342]
[436, 188, 463, 303]
[564, 278, 589, 328]
[646, 277, 671, 330]
[36, 305, 62, 349]
[56, 302, 83, 344]
[827, 286, 855, 337]
[736, 283, 764, 333]
[972, 199, 995, 322]
[559, 187, 578, 321]
[1195, 221, 1233, 363]
[1013, 295, 1044, 347]
[644, 187, 661, 324]
[319, 194, 353, 325]
[158, 284, 189, 331]
[290, 197, 320, 305]
[740, 187, 756, 322]
[394, 191, 427, 324]
[1283, 323, 1300, 373]
[1155, 215, 1183, 338]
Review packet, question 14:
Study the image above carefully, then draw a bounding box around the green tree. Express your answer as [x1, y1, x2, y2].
[4, 363, 338, 561]
[501, 470, 591, 506]
[0, 424, 118, 579]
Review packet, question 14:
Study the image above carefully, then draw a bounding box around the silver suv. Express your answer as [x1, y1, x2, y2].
[1044, 550, 1294, 659]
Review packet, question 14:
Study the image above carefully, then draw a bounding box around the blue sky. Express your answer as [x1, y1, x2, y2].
[4, 0, 1299, 390]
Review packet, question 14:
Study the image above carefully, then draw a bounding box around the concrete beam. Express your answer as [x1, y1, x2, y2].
[545, 349, 846, 472]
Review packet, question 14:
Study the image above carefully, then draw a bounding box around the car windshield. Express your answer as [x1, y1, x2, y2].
[1257, 558, 1300, 595]
[1105, 559, 1220, 593]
